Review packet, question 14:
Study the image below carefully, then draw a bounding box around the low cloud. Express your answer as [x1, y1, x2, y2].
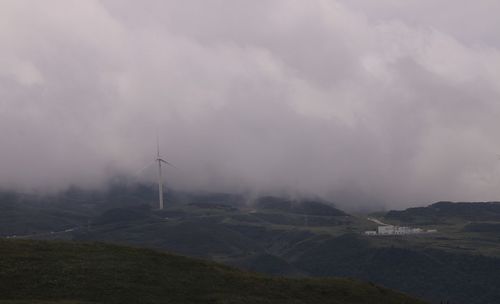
[1, 0, 500, 209]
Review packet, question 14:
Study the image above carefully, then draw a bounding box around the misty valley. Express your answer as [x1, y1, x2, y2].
[2, 183, 500, 304]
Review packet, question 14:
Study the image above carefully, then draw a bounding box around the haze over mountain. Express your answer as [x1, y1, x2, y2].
[2, 0, 500, 209]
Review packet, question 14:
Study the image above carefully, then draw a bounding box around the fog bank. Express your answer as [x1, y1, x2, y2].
[1, 0, 500, 209]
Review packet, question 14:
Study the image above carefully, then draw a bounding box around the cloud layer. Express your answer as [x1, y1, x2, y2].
[1, 0, 500, 209]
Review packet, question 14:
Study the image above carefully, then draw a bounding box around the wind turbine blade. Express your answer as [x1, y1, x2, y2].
[133, 160, 156, 176]
[160, 159, 177, 169]
[156, 133, 160, 158]
[158, 158, 177, 168]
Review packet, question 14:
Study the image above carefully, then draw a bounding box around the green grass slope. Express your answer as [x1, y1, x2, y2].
[0, 240, 425, 304]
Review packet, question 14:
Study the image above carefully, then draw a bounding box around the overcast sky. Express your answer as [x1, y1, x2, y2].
[1, 0, 500, 209]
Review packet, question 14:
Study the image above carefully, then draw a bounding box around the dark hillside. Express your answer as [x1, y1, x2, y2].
[0, 192, 89, 236]
[463, 222, 500, 233]
[0, 239, 426, 304]
[289, 234, 500, 304]
[93, 205, 154, 225]
[386, 201, 500, 224]
[255, 196, 347, 216]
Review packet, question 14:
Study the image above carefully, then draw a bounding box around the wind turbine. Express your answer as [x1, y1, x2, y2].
[156, 135, 174, 210]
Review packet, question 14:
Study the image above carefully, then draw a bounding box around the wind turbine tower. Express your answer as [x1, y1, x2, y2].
[156, 137, 168, 210]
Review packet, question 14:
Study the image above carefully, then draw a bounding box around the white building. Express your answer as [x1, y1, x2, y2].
[367, 225, 430, 236]
[378, 225, 395, 235]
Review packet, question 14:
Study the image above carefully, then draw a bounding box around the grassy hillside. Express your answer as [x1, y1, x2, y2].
[0, 239, 425, 304]
[288, 234, 500, 304]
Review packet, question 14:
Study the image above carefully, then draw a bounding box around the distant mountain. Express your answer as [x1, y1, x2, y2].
[0, 186, 245, 236]
[0, 239, 426, 304]
[385, 201, 500, 224]
[255, 196, 347, 216]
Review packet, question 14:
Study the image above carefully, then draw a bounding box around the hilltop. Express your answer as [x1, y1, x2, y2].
[0, 239, 425, 304]
[385, 201, 500, 224]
